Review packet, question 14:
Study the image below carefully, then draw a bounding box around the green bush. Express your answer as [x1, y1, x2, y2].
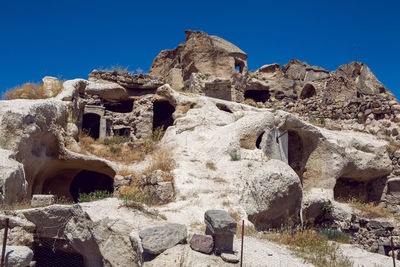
[319, 228, 350, 243]
[151, 126, 165, 142]
[229, 150, 240, 161]
[104, 136, 130, 145]
[78, 190, 112, 202]
[109, 146, 122, 154]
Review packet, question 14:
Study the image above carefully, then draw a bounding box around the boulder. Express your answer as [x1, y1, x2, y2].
[302, 188, 333, 222]
[4, 246, 33, 267]
[42, 76, 62, 98]
[281, 59, 309, 80]
[86, 81, 128, 101]
[31, 194, 55, 208]
[257, 63, 280, 73]
[139, 224, 187, 254]
[240, 159, 302, 229]
[0, 149, 27, 205]
[190, 234, 214, 254]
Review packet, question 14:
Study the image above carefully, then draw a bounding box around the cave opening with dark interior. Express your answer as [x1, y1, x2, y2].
[82, 113, 100, 139]
[153, 100, 175, 131]
[69, 170, 113, 202]
[244, 90, 270, 103]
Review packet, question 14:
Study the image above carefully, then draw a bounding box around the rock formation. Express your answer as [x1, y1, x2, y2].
[0, 30, 400, 265]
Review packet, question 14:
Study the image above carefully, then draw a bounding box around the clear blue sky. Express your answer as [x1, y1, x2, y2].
[1, 0, 399, 98]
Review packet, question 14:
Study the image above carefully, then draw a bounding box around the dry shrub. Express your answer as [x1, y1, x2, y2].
[0, 199, 31, 210]
[144, 147, 176, 174]
[262, 229, 352, 267]
[205, 161, 216, 171]
[346, 198, 391, 218]
[118, 167, 132, 177]
[244, 98, 257, 106]
[3, 81, 63, 100]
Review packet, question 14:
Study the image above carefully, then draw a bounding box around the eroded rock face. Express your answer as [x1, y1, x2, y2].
[240, 159, 302, 229]
[4, 246, 33, 267]
[150, 30, 248, 86]
[0, 149, 27, 204]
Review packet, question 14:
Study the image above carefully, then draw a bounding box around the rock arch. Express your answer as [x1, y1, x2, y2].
[300, 84, 316, 99]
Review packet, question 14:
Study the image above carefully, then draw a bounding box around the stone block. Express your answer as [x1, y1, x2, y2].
[31, 195, 55, 208]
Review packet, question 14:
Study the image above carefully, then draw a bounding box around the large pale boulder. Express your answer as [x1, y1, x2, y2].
[0, 149, 27, 204]
[239, 159, 302, 229]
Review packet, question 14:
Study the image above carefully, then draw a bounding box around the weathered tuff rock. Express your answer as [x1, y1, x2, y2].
[139, 223, 187, 254]
[30, 194, 55, 208]
[150, 30, 247, 88]
[0, 149, 27, 204]
[4, 246, 33, 267]
[240, 159, 302, 229]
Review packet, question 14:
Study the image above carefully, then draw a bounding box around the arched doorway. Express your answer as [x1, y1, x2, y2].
[244, 90, 270, 103]
[300, 84, 316, 99]
[82, 113, 100, 139]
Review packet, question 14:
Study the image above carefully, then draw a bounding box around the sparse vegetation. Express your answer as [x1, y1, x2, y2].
[77, 190, 112, 202]
[244, 98, 257, 106]
[345, 198, 391, 218]
[205, 161, 217, 170]
[3, 80, 63, 100]
[319, 228, 350, 243]
[229, 149, 241, 161]
[263, 229, 353, 267]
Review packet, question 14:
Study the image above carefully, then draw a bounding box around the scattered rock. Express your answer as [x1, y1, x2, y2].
[220, 252, 239, 263]
[31, 194, 55, 208]
[139, 224, 187, 254]
[190, 234, 214, 254]
[204, 210, 237, 235]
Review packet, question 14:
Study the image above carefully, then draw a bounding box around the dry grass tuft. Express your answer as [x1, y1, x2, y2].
[244, 98, 257, 106]
[3, 81, 63, 100]
[205, 161, 217, 171]
[118, 167, 133, 177]
[143, 147, 176, 174]
[262, 229, 352, 267]
[346, 198, 391, 218]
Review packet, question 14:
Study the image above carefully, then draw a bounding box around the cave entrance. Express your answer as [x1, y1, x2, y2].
[82, 113, 100, 139]
[153, 100, 175, 131]
[244, 90, 270, 103]
[334, 178, 368, 202]
[288, 131, 304, 177]
[33, 242, 84, 267]
[300, 84, 316, 99]
[69, 170, 113, 202]
[104, 101, 133, 113]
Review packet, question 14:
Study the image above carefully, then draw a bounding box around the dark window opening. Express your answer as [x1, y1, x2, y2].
[235, 60, 244, 73]
[33, 244, 84, 267]
[104, 101, 133, 113]
[113, 128, 130, 137]
[300, 84, 316, 99]
[216, 103, 233, 113]
[256, 132, 264, 149]
[82, 113, 100, 139]
[244, 90, 270, 103]
[69, 170, 113, 202]
[153, 101, 175, 131]
[379, 87, 386, 93]
[274, 91, 285, 100]
[288, 131, 303, 177]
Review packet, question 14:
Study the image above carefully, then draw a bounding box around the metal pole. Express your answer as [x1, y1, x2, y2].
[1, 218, 9, 267]
[391, 230, 396, 267]
[240, 220, 244, 267]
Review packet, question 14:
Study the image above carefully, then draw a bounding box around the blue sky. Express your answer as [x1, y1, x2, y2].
[1, 0, 399, 97]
